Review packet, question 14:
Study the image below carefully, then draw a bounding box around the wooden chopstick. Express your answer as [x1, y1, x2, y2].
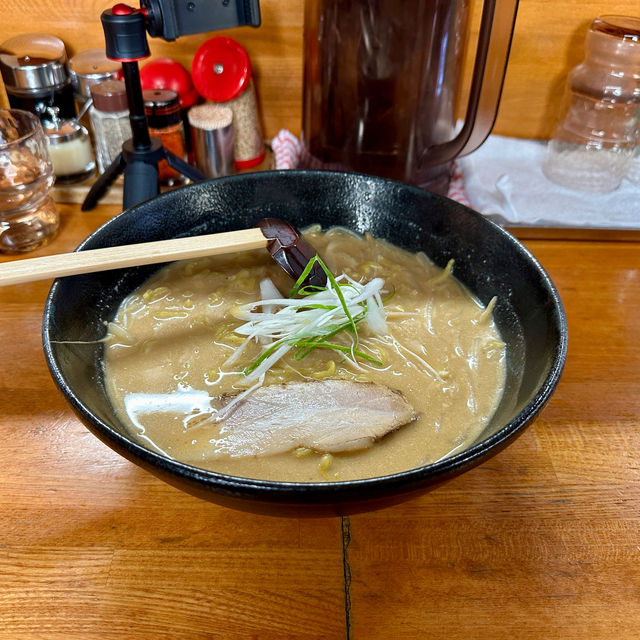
[0, 227, 268, 287]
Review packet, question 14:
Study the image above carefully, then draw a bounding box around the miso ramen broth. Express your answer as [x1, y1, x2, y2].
[103, 227, 506, 481]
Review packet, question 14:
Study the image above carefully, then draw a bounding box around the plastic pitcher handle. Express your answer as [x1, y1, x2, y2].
[420, 0, 519, 167]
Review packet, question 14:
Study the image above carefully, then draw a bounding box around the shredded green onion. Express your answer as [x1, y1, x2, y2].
[225, 255, 389, 381]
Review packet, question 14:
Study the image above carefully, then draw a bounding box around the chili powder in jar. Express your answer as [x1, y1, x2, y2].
[143, 89, 187, 186]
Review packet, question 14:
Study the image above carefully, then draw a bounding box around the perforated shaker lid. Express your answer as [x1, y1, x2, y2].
[68, 48, 120, 98]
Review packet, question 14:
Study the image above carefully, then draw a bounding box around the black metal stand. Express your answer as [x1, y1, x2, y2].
[81, 17, 205, 211]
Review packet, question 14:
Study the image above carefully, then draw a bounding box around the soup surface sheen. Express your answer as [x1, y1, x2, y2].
[103, 227, 506, 482]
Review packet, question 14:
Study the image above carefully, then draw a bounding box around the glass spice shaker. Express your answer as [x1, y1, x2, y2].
[192, 36, 265, 169]
[0, 33, 76, 124]
[67, 48, 120, 133]
[89, 80, 132, 173]
[542, 15, 640, 193]
[143, 89, 187, 186]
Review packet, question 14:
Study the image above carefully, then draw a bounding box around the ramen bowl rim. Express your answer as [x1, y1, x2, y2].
[42, 170, 568, 509]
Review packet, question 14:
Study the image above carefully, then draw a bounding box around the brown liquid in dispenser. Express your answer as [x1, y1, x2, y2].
[303, 0, 519, 195]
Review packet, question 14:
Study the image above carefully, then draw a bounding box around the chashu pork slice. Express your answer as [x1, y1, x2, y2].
[211, 379, 417, 457]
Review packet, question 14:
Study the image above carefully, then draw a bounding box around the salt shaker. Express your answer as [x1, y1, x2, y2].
[192, 37, 265, 169]
[89, 80, 132, 173]
[542, 15, 640, 193]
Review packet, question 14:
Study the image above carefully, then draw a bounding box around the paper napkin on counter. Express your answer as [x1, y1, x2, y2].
[458, 135, 640, 229]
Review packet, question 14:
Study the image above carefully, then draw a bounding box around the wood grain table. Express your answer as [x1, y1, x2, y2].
[1, 202, 638, 639]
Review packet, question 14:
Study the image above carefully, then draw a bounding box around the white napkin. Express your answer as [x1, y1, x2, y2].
[458, 135, 640, 228]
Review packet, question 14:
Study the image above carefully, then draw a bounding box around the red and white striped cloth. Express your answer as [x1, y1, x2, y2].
[447, 162, 470, 207]
[271, 129, 471, 207]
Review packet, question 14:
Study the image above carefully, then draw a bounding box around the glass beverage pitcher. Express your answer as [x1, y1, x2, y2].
[302, 0, 519, 194]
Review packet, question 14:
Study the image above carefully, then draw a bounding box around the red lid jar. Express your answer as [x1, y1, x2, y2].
[192, 37, 265, 169]
[140, 58, 200, 110]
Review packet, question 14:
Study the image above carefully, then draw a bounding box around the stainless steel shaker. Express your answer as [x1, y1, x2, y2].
[188, 103, 235, 178]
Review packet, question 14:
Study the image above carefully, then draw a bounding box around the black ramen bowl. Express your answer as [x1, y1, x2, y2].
[43, 170, 567, 515]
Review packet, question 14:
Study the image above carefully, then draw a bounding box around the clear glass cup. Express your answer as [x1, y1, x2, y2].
[0, 108, 59, 253]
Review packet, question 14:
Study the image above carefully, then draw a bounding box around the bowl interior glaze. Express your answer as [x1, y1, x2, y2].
[43, 171, 567, 513]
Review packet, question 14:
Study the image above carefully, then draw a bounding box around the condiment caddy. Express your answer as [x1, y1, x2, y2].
[0, 31, 268, 208]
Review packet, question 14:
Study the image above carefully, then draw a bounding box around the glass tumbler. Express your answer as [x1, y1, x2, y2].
[0, 109, 59, 253]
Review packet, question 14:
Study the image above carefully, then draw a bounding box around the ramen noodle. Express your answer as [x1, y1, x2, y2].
[103, 227, 506, 482]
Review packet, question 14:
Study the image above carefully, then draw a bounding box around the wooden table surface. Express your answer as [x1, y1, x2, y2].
[1, 202, 639, 639]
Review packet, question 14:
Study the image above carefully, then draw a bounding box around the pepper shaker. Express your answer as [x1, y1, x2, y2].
[89, 80, 132, 174]
[67, 48, 120, 132]
[192, 37, 265, 169]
